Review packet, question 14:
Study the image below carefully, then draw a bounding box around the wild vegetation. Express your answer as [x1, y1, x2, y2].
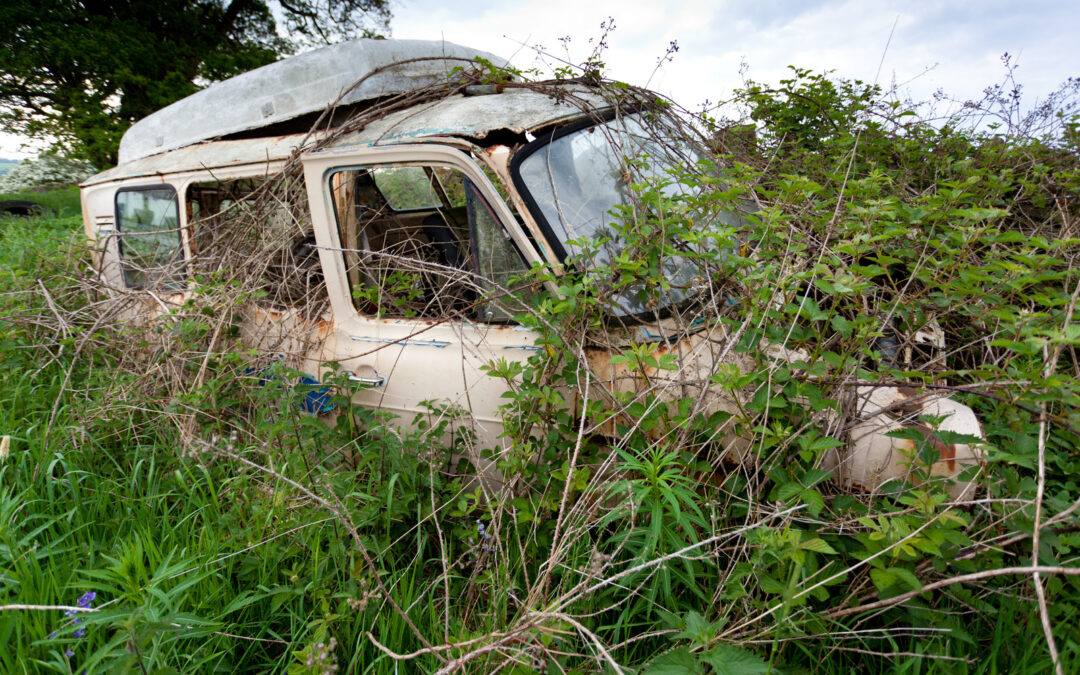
[1, 60, 1079, 674]
[0, 0, 392, 166]
[0, 155, 96, 193]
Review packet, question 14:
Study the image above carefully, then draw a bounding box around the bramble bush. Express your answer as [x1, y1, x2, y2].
[1, 59, 1079, 674]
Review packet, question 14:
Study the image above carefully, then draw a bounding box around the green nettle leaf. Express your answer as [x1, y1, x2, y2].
[646, 647, 704, 674]
[774, 482, 804, 501]
[701, 645, 771, 675]
[870, 568, 897, 591]
[889, 566, 923, 591]
[759, 574, 787, 594]
[657, 352, 680, 371]
[795, 295, 830, 321]
[950, 207, 1010, 220]
[675, 611, 727, 646]
[988, 338, 1043, 355]
[830, 314, 853, 336]
[801, 488, 826, 516]
[801, 537, 837, 555]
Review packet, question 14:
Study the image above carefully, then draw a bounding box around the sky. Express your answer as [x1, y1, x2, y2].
[2, 0, 1077, 160]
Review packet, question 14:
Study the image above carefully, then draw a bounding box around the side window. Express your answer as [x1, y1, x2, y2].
[186, 178, 261, 258]
[115, 186, 183, 289]
[330, 164, 528, 320]
[186, 178, 320, 307]
[370, 167, 441, 210]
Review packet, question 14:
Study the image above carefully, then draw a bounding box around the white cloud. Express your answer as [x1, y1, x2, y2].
[393, 0, 1080, 116]
[5, 1, 1077, 161]
[0, 132, 44, 161]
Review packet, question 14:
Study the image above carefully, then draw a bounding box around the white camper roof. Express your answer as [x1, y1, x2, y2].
[84, 86, 609, 187]
[117, 39, 506, 164]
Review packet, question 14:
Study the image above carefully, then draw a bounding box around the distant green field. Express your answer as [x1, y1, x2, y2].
[0, 159, 19, 176]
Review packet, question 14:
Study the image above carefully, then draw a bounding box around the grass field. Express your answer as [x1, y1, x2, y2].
[1, 156, 1078, 675]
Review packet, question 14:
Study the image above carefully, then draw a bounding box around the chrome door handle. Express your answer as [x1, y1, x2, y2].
[347, 369, 386, 387]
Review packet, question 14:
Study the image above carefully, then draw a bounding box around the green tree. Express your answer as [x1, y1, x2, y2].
[0, 0, 391, 168]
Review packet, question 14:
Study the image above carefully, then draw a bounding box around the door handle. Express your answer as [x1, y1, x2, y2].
[347, 368, 386, 387]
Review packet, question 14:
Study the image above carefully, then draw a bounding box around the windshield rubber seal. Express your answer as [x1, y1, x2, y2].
[508, 114, 617, 263]
[509, 111, 693, 326]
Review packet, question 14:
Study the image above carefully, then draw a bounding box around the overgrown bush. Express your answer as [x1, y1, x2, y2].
[2, 58, 1080, 675]
[0, 153, 95, 192]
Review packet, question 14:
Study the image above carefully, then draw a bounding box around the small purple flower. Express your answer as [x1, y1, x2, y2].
[51, 590, 96, 644]
[65, 649, 75, 658]
[476, 520, 491, 542]
[64, 592, 94, 618]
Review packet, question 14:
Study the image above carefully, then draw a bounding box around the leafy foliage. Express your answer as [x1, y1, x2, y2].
[0, 154, 95, 192]
[0, 0, 391, 166]
[3, 53, 1080, 674]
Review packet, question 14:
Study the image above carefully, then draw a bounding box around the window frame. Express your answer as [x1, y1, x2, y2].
[114, 183, 185, 290]
[303, 145, 549, 331]
[327, 162, 529, 321]
[508, 115, 601, 263]
[309, 147, 542, 327]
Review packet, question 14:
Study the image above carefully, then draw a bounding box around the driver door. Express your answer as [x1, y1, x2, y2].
[302, 144, 545, 457]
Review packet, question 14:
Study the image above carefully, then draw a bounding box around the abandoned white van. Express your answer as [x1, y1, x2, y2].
[79, 38, 984, 497]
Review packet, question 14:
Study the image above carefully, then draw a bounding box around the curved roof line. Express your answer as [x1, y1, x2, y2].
[85, 87, 609, 187]
[117, 38, 506, 165]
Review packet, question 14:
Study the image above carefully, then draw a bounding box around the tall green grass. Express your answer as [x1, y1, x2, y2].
[0, 193, 442, 673]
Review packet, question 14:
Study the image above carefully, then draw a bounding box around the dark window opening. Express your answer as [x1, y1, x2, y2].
[186, 178, 323, 308]
[329, 165, 529, 321]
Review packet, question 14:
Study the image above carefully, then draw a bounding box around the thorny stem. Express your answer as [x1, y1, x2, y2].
[537, 365, 591, 602]
[1031, 278, 1080, 675]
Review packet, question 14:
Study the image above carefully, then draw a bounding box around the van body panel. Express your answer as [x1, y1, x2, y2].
[301, 143, 542, 457]
[84, 136, 302, 187]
